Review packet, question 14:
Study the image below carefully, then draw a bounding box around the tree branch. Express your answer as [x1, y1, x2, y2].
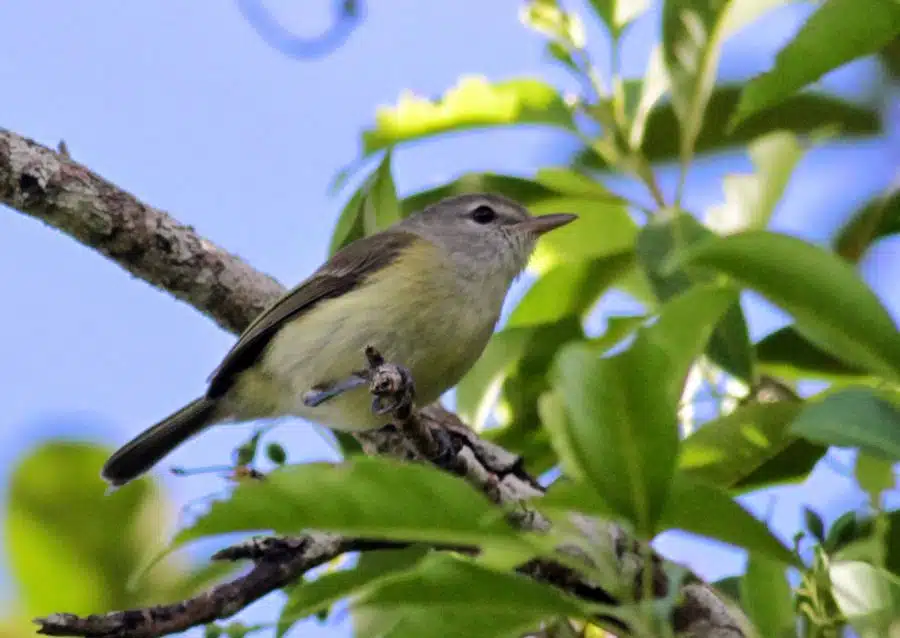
[2, 128, 751, 638]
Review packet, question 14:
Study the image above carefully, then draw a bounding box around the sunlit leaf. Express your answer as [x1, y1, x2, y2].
[457, 327, 535, 429]
[587, 0, 652, 37]
[681, 230, 900, 381]
[636, 211, 755, 382]
[740, 555, 796, 637]
[706, 131, 805, 234]
[362, 76, 576, 154]
[678, 400, 820, 490]
[659, 474, 798, 564]
[508, 252, 635, 328]
[521, 0, 587, 49]
[629, 45, 669, 150]
[790, 387, 900, 461]
[733, 0, 900, 125]
[174, 458, 530, 554]
[829, 560, 894, 632]
[527, 196, 638, 274]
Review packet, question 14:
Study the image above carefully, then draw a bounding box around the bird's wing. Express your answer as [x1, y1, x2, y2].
[206, 230, 420, 398]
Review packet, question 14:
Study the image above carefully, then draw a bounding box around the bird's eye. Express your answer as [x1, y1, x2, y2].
[471, 205, 496, 224]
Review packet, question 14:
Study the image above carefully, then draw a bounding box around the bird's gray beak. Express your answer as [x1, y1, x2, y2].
[517, 213, 578, 235]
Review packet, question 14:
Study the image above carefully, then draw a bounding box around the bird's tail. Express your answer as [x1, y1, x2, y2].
[102, 397, 219, 487]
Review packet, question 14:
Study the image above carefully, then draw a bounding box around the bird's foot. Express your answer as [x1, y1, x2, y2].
[364, 346, 416, 419]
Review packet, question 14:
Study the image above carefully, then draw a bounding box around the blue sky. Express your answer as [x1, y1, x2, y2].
[1, 2, 898, 637]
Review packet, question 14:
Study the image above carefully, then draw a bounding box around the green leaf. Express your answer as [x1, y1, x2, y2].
[488, 318, 586, 475]
[521, 0, 587, 49]
[706, 131, 805, 234]
[790, 387, 900, 461]
[5, 441, 175, 616]
[660, 474, 797, 564]
[740, 555, 796, 637]
[833, 187, 900, 263]
[329, 180, 368, 254]
[362, 76, 576, 154]
[855, 453, 896, 503]
[733, 0, 900, 125]
[587, 0, 651, 37]
[538, 477, 617, 520]
[457, 252, 633, 430]
[681, 230, 900, 381]
[678, 400, 822, 490]
[277, 547, 426, 637]
[354, 606, 545, 638]
[526, 195, 638, 275]
[804, 507, 826, 543]
[552, 338, 678, 534]
[712, 575, 743, 601]
[533, 167, 625, 201]
[629, 45, 669, 150]
[573, 87, 882, 172]
[328, 152, 401, 253]
[174, 458, 529, 553]
[456, 327, 535, 428]
[829, 560, 894, 630]
[549, 284, 737, 533]
[356, 553, 590, 617]
[508, 251, 635, 328]
[361, 150, 401, 234]
[756, 325, 870, 382]
[636, 211, 755, 382]
[662, 0, 789, 166]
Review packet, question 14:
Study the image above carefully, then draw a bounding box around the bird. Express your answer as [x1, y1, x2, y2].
[101, 193, 576, 486]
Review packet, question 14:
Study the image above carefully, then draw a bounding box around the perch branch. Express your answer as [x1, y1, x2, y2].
[2, 128, 751, 638]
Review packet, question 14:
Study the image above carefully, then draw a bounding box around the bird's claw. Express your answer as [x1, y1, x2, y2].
[368, 355, 415, 419]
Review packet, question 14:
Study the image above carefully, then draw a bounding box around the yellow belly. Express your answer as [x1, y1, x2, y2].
[232, 243, 501, 431]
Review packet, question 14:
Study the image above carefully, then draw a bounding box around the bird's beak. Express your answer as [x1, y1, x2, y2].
[517, 213, 578, 235]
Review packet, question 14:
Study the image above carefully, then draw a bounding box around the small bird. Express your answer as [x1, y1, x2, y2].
[101, 193, 576, 486]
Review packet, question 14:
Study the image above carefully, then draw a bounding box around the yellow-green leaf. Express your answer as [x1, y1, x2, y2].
[362, 76, 576, 154]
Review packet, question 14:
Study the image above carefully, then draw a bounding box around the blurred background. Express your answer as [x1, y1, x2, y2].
[1, 1, 897, 637]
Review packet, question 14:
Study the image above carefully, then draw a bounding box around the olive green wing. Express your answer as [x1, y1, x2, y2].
[205, 230, 419, 398]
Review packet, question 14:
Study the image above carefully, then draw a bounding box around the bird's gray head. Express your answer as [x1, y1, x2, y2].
[399, 193, 577, 284]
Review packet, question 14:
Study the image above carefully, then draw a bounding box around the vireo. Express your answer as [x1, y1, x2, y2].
[102, 193, 576, 486]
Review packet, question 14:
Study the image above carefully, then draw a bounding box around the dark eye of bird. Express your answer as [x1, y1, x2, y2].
[471, 205, 496, 224]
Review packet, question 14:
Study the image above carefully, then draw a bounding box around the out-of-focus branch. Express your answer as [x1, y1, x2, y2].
[236, 0, 364, 60]
[3, 128, 751, 638]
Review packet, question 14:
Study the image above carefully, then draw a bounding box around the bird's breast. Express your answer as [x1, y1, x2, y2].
[249, 241, 504, 430]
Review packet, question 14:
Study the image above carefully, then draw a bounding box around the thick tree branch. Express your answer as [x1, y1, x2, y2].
[3, 128, 751, 638]
[0, 128, 284, 334]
